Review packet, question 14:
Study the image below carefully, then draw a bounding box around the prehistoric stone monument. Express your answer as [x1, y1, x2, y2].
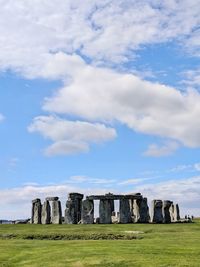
[31, 192, 181, 224]
[31, 198, 41, 224]
[65, 193, 83, 224]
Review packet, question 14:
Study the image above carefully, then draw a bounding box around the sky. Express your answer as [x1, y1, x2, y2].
[1, 0, 200, 219]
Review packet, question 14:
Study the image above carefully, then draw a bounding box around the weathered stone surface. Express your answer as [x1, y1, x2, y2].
[46, 197, 59, 201]
[99, 199, 112, 224]
[132, 198, 150, 223]
[87, 193, 142, 200]
[65, 200, 76, 224]
[64, 193, 83, 224]
[41, 200, 51, 224]
[32, 198, 41, 203]
[119, 199, 132, 223]
[51, 200, 62, 224]
[163, 200, 173, 223]
[81, 199, 94, 224]
[31, 199, 41, 224]
[68, 193, 84, 200]
[173, 204, 180, 222]
[95, 217, 100, 224]
[151, 200, 163, 223]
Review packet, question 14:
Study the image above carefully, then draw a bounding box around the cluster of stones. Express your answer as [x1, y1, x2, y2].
[31, 197, 62, 224]
[31, 193, 180, 224]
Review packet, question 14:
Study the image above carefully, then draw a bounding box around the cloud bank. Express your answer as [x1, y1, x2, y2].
[1, 175, 200, 219]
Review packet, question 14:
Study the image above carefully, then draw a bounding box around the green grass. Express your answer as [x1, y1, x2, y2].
[0, 220, 199, 267]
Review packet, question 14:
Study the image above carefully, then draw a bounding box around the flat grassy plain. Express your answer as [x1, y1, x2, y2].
[0, 220, 200, 267]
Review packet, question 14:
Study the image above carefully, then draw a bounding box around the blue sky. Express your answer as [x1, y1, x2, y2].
[1, 0, 200, 219]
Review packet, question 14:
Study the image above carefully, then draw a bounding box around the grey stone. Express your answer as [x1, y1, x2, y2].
[112, 211, 116, 216]
[99, 199, 112, 224]
[173, 204, 180, 222]
[64, 193, 83, 224]
[65, 200, 76, 224]
[32, 198, 41, 203]
[68, 193, 84, 200]
[132, 198, 150, 223]
[81, 199, 94, 224]
[51, 200, 62, 224]
[46, 197, 59, 201]
[151, 200, 163, 223]
[41, 200, 51, 224]
[119, 199, 132, 223]
[95, 217, 100, 224]
[163, 200, 173, 223]
[31, 199, 41, 224]
[87, 193, 143, 200]
[111, 215, 118, 224]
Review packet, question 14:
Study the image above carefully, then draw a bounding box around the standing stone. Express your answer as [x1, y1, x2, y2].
[41, 200, 51, 224]
[64, 193, 83, 224]
[169, 203, 175, 222]
[163, 200, 173, 223]
[81, 199, 94, 224]
[132, 198, 149, 223]
[119, 199, 132, 223]
[173, 204, 180, 222]
[99, 199, 112, 224]
[110, 200, 115, 213]
[51, 200, 62, 224]
[139, 198, 150, 223]
[31, 199, 42, 224]
[151, 200, 163, 223]
[65, 200, 76, 224]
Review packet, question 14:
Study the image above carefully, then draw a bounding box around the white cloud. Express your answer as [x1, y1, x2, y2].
[119, 178, 150, 185]
[0, 113, 5, 122]
[0, 1, 200, 78]
[1, 175, 200, 219]
[0, 183, 114, 219]
[194, 163, 200, 171]
[168, 164, 193, 173]
[144, 141, 179, 157]
[69, 175, 116, 185]
[42, 58, 200, 148]
[28, 115, 116, 156]
[134, 176, 200, 217]
[181, 69, 200, 88]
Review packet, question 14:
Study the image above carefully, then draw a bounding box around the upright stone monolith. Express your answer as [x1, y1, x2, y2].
[64, 193, 83, 224]
[65, 200, 76, 224]
[81, 199, 94, 224]
[163, 200, 173, 223]
[41, 200, 51, 224]
[132, 198, 150, 223]
[173, 203, 180, 222]
[151, 200, 163, 223]
[119, 199, 132, 223]
[51, 199, 62, 224]
[99, 199, 112, 224]
[31, 198, 42, 224]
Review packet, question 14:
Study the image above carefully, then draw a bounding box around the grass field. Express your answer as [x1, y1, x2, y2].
[0, 220, 200, 267]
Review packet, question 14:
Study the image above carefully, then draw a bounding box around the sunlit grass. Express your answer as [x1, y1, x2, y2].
[0, 220, 199, 266]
